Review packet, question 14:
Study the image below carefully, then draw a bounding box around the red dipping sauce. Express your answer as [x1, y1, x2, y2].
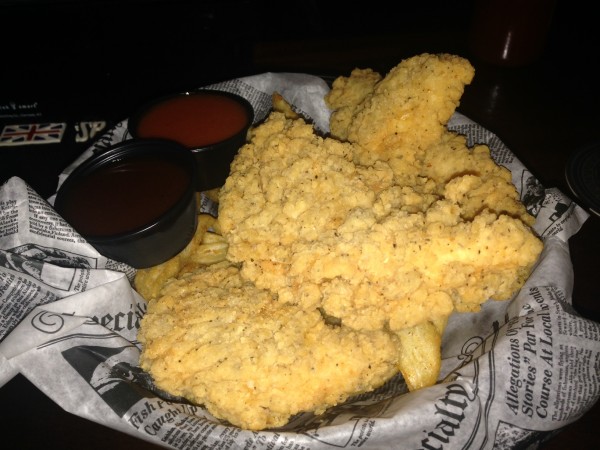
[132, 91, 252, 148]
[58, 156, 189, 236]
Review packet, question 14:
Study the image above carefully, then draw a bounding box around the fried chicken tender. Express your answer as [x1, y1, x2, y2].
[325, 68, 382, 141]
[138, 261, 402, 430]
[326, 53, 475, 187]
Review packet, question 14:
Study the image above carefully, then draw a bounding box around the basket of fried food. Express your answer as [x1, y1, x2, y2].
[134, 53, 543, 431]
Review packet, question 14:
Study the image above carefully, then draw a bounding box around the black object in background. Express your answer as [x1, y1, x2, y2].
[0, 0, 257, 198]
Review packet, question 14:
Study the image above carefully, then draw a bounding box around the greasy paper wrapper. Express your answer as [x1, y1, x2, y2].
[1, 73, 598, 449]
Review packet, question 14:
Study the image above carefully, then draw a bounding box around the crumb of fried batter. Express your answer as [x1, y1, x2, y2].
[138, 260, 402, 430]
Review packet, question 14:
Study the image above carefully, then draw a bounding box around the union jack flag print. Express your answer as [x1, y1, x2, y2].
[0, 122, 66, 146]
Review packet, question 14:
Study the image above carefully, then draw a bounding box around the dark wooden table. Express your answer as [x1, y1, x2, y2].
[1, 1, 598, 448]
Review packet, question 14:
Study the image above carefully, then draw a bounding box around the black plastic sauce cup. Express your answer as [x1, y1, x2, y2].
[54, 139, 198, 268]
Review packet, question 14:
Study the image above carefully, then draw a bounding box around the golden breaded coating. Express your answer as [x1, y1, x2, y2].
[326, 53, 475, 185]
[422, 132, 535, 226]
[325, 68, 382, 141]
[138, 261, 402, 430]
[218, 110, 542, 332]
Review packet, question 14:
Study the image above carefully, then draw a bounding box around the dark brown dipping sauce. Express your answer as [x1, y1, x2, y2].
[59, 156, 189, 236]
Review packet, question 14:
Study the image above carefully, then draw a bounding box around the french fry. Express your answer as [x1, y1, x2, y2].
[201, 230, 227, 244]
[396, 321, 442, 391]
[134, 213, 227, 300]
[272, 92, 299, 119]
[188, 241, 229, 266]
